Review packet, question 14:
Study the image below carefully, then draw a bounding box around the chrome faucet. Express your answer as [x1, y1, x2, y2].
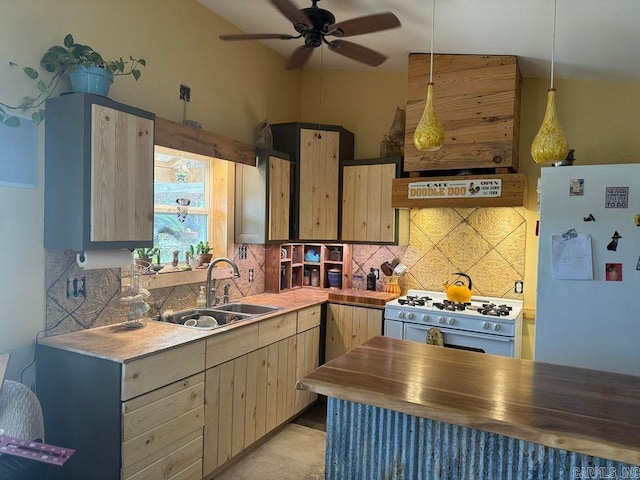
[206, 257, 240, 307]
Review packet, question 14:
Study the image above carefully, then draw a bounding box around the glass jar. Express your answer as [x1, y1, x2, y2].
[303, 270, 311, 286]
[311, 268, 320, 287]
[352, 274, 364, 290]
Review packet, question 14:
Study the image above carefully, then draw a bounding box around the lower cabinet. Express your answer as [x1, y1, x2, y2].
[203, 306, 321, 478]
[325, 303, 383, 362]
[36, 340, 206, 480]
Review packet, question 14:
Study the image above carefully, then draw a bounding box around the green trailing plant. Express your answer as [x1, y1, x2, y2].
[0, 33, 146, 127]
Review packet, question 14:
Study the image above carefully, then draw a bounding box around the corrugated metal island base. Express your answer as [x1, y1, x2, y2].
[297, 337, 640, 480]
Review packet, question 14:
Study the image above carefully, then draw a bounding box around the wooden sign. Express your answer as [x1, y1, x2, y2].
[408, 178, 502, 199]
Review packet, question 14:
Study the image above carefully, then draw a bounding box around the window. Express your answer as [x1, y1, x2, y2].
[154, 146, 211, 264]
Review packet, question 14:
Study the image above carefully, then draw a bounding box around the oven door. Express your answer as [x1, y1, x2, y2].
[404, 323, 515, 358]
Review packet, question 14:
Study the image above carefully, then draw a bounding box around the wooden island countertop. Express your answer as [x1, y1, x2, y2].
[297, 335, 640, 466]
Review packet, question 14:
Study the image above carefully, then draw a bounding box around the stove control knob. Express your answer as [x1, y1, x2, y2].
[422, 314, 429, 323]
[447, 318, 455, 325]
[493, 323, 501, 331]
[398, 312, 405, 319]
[407, 312, 414, 320]
[438, 316, 446, 324]
[483, 322, 490, 329]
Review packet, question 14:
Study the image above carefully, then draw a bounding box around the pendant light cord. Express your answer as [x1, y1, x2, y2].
[551, 0, 557, 89]
[429, 0, 436, 83]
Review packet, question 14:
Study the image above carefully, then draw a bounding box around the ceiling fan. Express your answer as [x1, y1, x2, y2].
[219, 0, 401, 70]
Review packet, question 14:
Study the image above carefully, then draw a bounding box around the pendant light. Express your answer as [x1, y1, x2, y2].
[531, 0, 569, 164]
[413, 0, 445, 152]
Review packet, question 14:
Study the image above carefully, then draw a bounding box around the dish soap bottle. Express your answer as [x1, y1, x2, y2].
[196, 286, 207, 308]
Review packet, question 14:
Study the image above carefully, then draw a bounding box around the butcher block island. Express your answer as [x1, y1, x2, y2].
[297, 336, 640, 479]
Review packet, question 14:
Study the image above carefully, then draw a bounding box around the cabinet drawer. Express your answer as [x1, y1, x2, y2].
[123, 373, 205, 441]
[297, 305, 321, 332]
[122, 430, 203, 480]
[206, 323, 259, 369]
[122, 341, 206, 401]
[258, 312, 297, 348]
[122, 405, 204, 469]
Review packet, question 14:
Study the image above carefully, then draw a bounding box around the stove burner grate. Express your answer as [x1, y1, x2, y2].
[477, 303, 512, 316]
[433, 300, 469, 312]
[398, 295, 432, 307]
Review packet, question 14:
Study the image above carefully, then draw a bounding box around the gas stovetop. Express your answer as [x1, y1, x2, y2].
[386, 290, 523, 321]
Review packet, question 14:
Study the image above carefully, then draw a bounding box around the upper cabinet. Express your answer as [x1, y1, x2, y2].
[272, 123, 354, 242]
[235, 149, 291, 244]
[341, 157, 408, 245]
[404, 54, 521, 173]
[44, 93, 155, 250]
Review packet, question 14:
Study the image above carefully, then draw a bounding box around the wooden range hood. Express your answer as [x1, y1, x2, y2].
[392, 173, 527, 209]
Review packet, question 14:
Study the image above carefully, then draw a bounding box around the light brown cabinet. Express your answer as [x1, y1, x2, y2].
[272, 122, 355, 242]
[341, 157, 409, 244]
[235, 149, 291, 244]
[203, 306, 322, 478]
[325, 304, 383, 363]
[404, 54, 521, 173]
[44, 93, 155, 250]
[37, 340, 206, 480]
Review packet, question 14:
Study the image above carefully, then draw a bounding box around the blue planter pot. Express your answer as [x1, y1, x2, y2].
[68, 66, 114, 97]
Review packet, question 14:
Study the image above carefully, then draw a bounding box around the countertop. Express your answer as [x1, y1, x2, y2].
[296, 335, 640, 465]
[37, 288, 398, 364]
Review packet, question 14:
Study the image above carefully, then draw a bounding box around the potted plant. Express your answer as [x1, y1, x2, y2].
[196, 241, 212, 265]
[134, 247, 159, 270]
[0, 33, 145, 127]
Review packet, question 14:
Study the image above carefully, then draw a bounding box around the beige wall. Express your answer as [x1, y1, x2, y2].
[0, 0, 301, 357]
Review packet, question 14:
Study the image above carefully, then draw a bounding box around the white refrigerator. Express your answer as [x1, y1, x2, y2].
[535, 163, 640, 376]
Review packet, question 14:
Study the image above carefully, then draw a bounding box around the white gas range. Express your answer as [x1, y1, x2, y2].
[384, 289, 523, 358]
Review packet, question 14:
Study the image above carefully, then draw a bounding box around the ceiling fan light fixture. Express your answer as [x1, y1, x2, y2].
[531, 0, 569, 164]
[414, 0, 444, 152]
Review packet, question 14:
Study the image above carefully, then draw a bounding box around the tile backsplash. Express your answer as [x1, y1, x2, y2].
[45, 244, 266, 336]
[351, 207, 526, 299]
[45, 207, 525, 336]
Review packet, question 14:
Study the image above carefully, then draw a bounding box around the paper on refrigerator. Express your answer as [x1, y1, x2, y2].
[551, 233, 593, 280]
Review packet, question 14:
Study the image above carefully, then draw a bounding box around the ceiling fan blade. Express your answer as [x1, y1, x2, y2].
[328, 12, 401, 37]
[286, 45, 314, 70]
[220, 33, 296, 41]
[271, 0, 311, 28]
[328, 40, 387, 67]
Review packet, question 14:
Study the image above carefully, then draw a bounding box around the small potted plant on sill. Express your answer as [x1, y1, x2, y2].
[134, 246, 159, 272]
[196, 241, 213, 265]
[0, 33, 145, 127]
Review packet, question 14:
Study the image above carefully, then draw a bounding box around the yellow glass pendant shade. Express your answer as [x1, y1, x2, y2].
[413, 83, 445, 152]
[531, 88, 569, 164]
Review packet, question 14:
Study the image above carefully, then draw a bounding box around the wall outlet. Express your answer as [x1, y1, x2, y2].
[66, 276, 86, 298]
[514, 280, 523, 294]
[238, 245, 248, 260]
[248, 269, 254, 282]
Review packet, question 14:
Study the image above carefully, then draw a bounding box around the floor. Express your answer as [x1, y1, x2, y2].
[213, 401, 327, 479]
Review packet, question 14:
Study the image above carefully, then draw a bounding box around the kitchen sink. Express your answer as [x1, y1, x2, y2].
[164, 308, 253, 330]
[212, 303, 282, 316]
[158, 303, 282, 330]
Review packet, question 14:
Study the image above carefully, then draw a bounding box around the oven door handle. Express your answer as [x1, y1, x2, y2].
[410, 325, 514, 342]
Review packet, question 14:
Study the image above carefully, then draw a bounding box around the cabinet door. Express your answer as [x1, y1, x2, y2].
[91, 104, 154, 243]
[342, 163, 397, 243]
[268, 155, 291, 241]
[325, 304, 383, 362]
[295, 326, 320, 413]
[299, 129, 339, 240]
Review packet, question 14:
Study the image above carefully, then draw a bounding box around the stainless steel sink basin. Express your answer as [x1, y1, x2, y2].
[157, 303, 282, 330]
[164, 308, 253, 330]
[213, 303, 282, 316]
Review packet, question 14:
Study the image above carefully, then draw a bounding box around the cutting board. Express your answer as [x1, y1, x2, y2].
[328, 289, 399, 307]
